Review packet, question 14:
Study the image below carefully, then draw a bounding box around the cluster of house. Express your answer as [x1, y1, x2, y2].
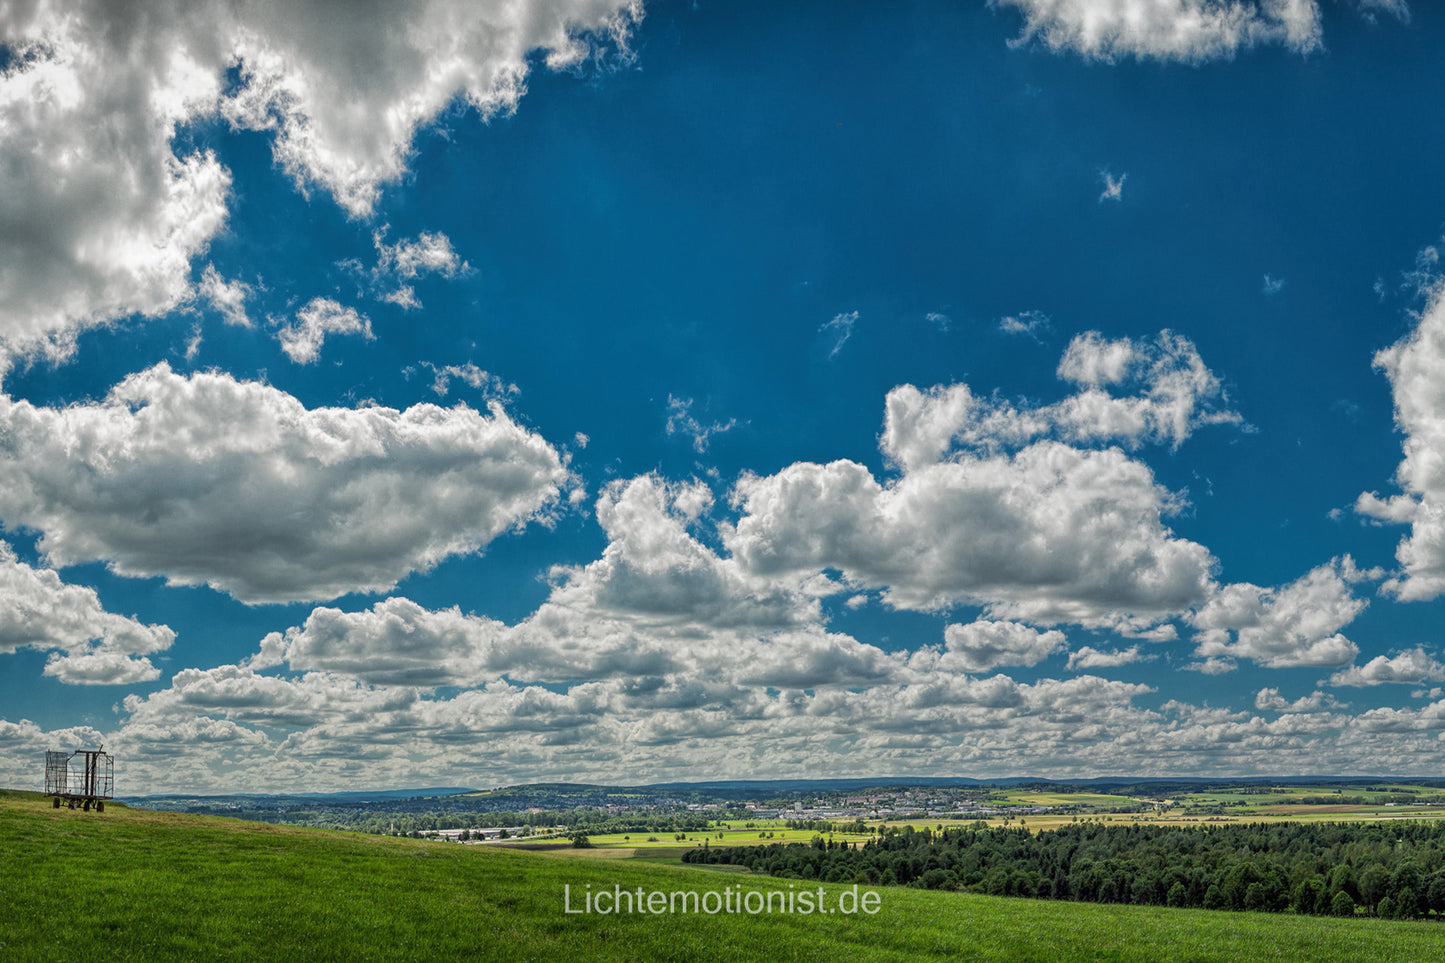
[428, 827, 527, 842]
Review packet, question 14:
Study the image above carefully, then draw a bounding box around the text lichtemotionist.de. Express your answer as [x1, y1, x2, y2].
[563, 883, 881, 915]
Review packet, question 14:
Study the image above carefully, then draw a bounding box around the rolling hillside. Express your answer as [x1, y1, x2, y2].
[1, 790, 1440, 962]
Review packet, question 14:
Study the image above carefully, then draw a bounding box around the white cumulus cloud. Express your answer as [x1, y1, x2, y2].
[0, 0, 640, 359]
[880, 330, 1240, 472]
[367, 229, 468, 309]
[1254, 687, 1341, 712]
[0, 364, 569, 603]
[1190, 557, 1373, 668]
[1357, 286, 1445, 600]
[936, 620, 1067, 673]
[994, 0, 1323, 62]
[277, 297, 373, 364]
[1067, 645, 1147, 670]
[1329, 649, 1445, 687]
[727, 440, 1215, 629]
[197, 266, 253, 328]
[0, 541, 174, 684]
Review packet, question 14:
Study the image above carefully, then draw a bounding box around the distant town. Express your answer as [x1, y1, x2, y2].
[126, 778, 1445, 840]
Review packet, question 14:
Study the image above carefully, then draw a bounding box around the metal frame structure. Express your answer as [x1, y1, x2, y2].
[45, 747, 113, 811]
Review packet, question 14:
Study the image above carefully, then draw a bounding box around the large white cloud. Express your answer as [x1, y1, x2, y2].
[723, 333, 1235, 630]
[0, 363, 568, 602]
[255, 597, 509, 688]
[0, 541, 174, 684]
[0, 0, 640, 358]
[248, 475, 832, 692]
[0, 1, 229, 360]
[219, 0, 641, 217]
[1358, 286, 1445, 601]
[726, 441, 1215, 628]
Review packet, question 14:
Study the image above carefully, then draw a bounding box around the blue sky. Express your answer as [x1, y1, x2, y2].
[3, 0, 1445, 791]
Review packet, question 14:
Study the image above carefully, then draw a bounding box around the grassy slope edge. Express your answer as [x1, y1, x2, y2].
[0, 792, 1440, 962]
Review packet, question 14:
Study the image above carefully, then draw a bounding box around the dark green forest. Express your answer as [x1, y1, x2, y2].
[683, 821, 1445, 918]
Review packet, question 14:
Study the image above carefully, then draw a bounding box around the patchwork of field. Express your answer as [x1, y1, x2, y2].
[500, 824, 877, 857]
[3, 789, 1442, 963]
[994, 790, 1145, 808]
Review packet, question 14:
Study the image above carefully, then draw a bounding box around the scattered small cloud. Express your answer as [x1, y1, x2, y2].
[197, 265, 253, 327]
[1262, 274, 1285, 296]
[1401, 244, 1441, 301]
[351, 228, 469, 310]
[820, 310, 858, 359]
[381, 286, 421, 310]
[1098, 170, 1126, 203]
[666, 396, 738, 453]
[1254, 688, 1342, 712]
[1357, 0, 1410, 26]
[421, 362, 517, 401]
[926, 311, 952, 333]
[277, 298, 374, 364]
[997, 309, 1051, 340]
[375, 229, 466, 281]
[1331, 399, 1361, 423]
[1067, 645, 1147, 670]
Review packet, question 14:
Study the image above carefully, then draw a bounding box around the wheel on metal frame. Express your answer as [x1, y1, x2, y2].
[96, 801, 104, 812]
[52, 797, 60, 808]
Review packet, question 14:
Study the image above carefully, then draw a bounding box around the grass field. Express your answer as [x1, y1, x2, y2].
[4, 790, 1445, 962]
[993, 790, 1141, 809]
[509, 826, 878, 862]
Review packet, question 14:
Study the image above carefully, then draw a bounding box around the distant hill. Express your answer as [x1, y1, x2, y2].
[123, 775, 1445, 807]
[123, 786, 476, 804]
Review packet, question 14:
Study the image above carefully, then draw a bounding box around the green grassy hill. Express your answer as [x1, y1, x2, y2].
[1, 790, 1440, 962]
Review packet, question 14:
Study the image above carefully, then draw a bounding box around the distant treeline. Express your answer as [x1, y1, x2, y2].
[683, 821, 1445, 918]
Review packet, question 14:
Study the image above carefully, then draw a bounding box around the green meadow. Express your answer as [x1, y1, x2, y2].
[3, 790, 1443, 962]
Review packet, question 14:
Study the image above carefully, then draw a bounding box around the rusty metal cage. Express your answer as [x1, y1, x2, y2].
[44, 748, 113, 811]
